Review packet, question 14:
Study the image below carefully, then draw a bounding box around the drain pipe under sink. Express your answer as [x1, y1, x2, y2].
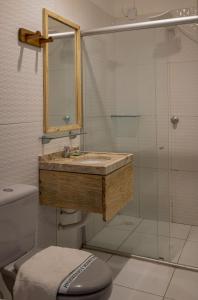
[58, 209, 89, 230]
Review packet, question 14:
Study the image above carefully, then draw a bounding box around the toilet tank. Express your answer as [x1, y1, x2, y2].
[0, 184, 38, 268]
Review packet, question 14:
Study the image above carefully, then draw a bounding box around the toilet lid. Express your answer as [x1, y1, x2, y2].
[58, 258, 112, 296]
[14, 250, 112, 297]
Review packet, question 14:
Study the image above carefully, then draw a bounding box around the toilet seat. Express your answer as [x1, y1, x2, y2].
[56, 257, 112, 299]
[57, 286, 112, 300]
[2, 248, 112, 300]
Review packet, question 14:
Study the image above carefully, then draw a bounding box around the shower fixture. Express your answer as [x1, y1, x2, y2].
[149, 6, 198, 43]
[121, 2, 197, 43]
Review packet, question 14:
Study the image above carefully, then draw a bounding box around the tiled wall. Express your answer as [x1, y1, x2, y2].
[113, 26, 198, 225]
[169, 37, 198, 225]
[0, 0, 57, 250]
[113, 28, 164, 220]
[0, 0, 114, 252]
[117, 22, 198, 226]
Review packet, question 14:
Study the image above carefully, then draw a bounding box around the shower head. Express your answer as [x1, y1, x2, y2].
[149, 7, 198, 43]
[172, 7, 198, 43]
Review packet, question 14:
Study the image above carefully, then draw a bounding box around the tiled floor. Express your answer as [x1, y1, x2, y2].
[88, 249, 198, 300]
[87, 215, 198, 268]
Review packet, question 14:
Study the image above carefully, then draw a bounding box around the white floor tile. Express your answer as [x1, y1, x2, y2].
[118, 232, 185, 262]
[118, 232, 159, 258]
[159, 222, 172, 237]
[135, 220, 170, 237]
[179, 241, 198, 267]
[166, 269, 198, 300]
[158, 237, 185, 263]
[188, 226, 198, 242]
[108, 215, 142, 232]
[87, 250, 112, 262]
[87, 227, 130, 250]
[135, 219, 158, 235]
[170, 223, 191, 240]
[109, 257, 174, 296]
[109, 284, 163, 300]
[107, 255, 129, 279]
[135, 220, 190, 240]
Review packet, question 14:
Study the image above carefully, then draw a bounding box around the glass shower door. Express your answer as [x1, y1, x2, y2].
[82, 27, 171, 262]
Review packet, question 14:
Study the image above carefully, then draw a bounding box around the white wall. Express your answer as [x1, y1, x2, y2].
[169, 37, 198, 225]
[0, 0, 114, 255]
[0, 2, 115, 294]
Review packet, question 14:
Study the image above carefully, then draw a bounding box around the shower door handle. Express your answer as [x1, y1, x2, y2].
[170, 116, 179, 128]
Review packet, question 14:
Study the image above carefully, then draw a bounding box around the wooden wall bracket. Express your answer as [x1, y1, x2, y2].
[18, 28, 53, 48]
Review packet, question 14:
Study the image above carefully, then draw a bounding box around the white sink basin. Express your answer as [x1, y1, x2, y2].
[77, 156, 111, 165]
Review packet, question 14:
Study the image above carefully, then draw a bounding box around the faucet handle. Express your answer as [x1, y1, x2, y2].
[72, 146, 80, 151]
[70, 146, 81, 156]
[63, 146, 71, 158]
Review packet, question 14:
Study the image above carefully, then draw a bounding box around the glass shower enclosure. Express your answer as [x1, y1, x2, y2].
[82, 14, 198, 267]
[82, 26, 171, 262]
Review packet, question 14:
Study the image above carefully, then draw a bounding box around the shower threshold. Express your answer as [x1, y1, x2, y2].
[83, 244, 198, 273]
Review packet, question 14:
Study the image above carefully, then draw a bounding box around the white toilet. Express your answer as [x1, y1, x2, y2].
[0, 184, 112, 300]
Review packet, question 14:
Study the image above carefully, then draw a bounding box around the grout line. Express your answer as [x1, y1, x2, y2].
[119, 220, 188, 239]
[177, 225, 192, 264]
[106, 254, 113, 262]
[135, 231, 186, 241]
[133, 165, 198, 173]
[114, 218, 143, 251]
[87, 216, 143, 251]
[186, 225, 193, 241]
[163, 268, 176, 298]
[0, 120, 41, 126]
[114, 282, 166, 298]
[85, 221, 198, 269]
[167, 59, 198, 64]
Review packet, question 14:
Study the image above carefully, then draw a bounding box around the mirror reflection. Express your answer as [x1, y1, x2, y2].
[43, 9, 82, 133]
[48, 18, 76, 127]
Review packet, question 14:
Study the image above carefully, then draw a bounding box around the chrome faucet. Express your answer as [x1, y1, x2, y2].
[63, 146, 80, 158]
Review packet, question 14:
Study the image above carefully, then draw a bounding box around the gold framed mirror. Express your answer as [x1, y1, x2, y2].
[43, 9, 82, 133]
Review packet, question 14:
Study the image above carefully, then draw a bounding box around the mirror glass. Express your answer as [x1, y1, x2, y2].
[43, 10, 82, 133]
